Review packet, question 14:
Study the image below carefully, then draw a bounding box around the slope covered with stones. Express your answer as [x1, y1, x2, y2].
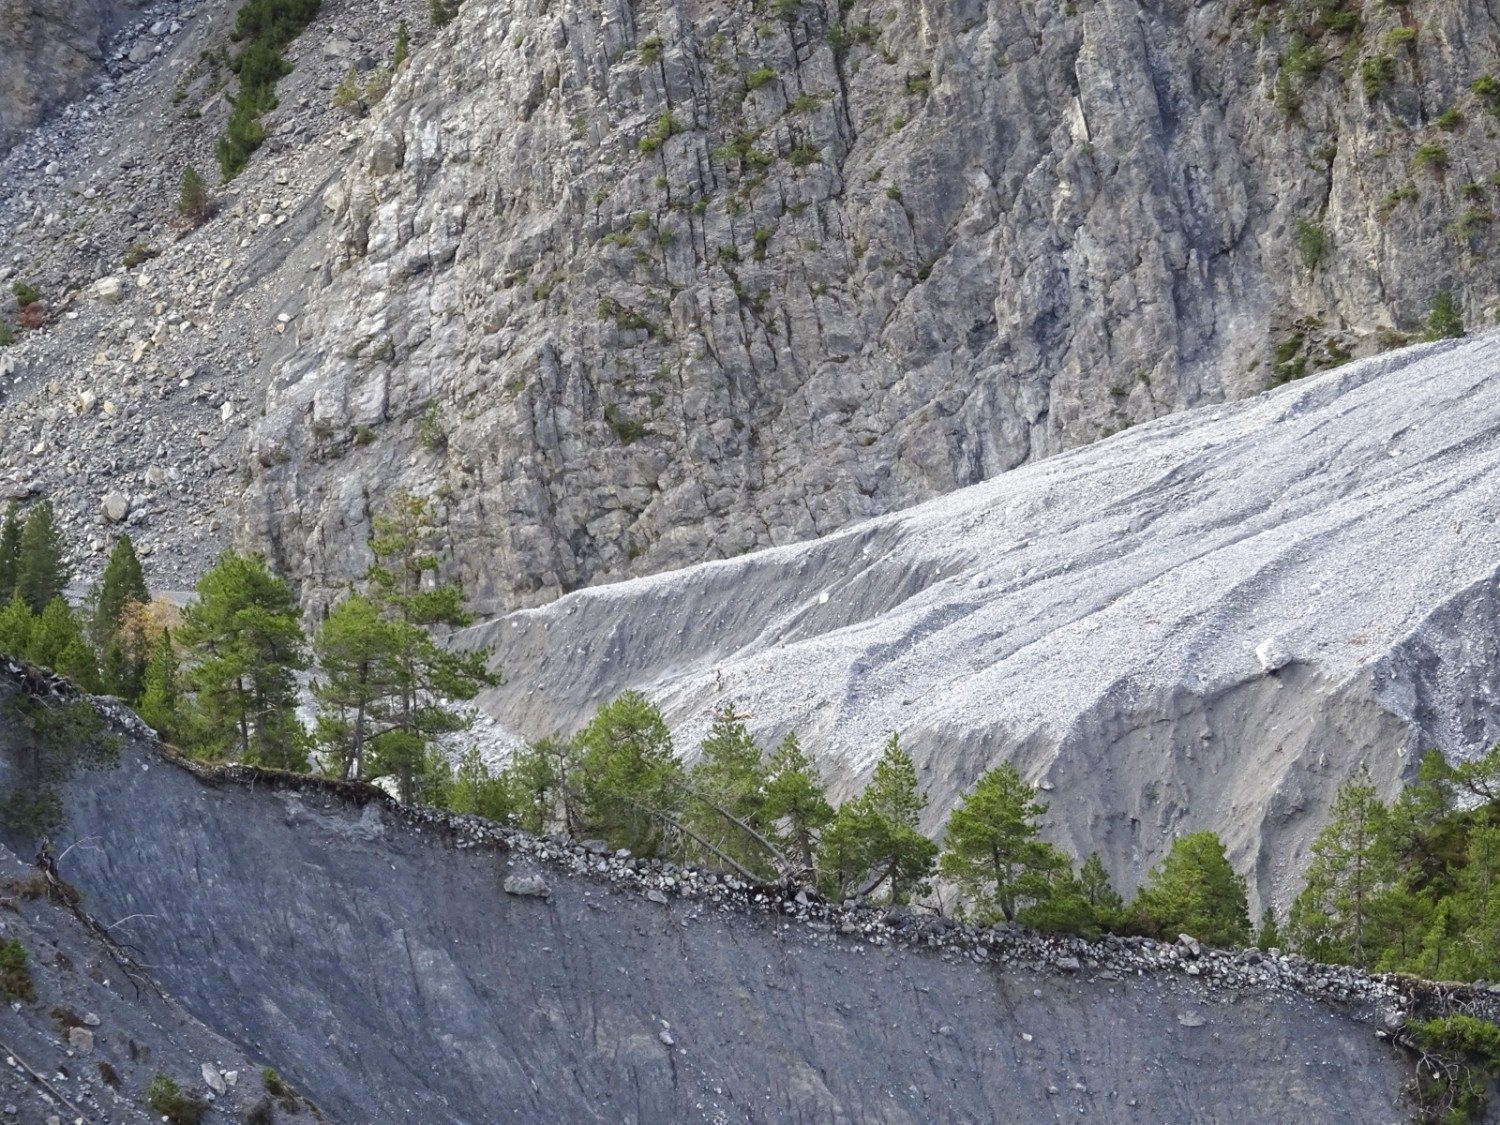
[459, 334, 1500, 912]
[247, 0, 1500, 611]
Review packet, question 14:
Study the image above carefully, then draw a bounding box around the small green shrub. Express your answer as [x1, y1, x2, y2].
[1447, 208, 1492, 243]
[791, 92, 821, 113]
[1378, 182, 1419, 220]
[604, 404, 647, 444]
[122, 242, 159, 269]
[1360, 53, 1396, 99]
[753, 228, 773, 260]
[178, 165, 213, 223]
[354, 425, 376, 445]
[717, 244, 741, 263]
[905, 66, 931, 95]
[638, 111, 680, 154]
[262, 1068, 290, 1096]
[1283, 34, 1325, 84]
[393, 19, 410, 67]
[886, 185, 903, 202]
[0, 939, 32, 1002]
[1382, 25, 1416, 48]
[1438, 105, 1465, 131]
[746, 66, 777, 90]
[430, 0, 462, 26]
[1295, 218, 1329, 272]
[11, 282, 40, 306]
[1474, 73, 1500, 114]
[0, 321, 13, 347]
[1413, 143, 1449, 173]
[1426, 290, 1464, 338]
[146, 1073, 208, 1125]
[418, 401, 445, 451]
[1405, 1014, 1500, 1122]
[638, 35, 662, 64]
[788, 144, 821, 167]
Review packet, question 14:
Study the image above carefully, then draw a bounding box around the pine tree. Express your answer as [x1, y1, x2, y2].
[393, 19, 410, 66]
[762, 732, 834, 877]
[137, 628, 181, 739]
[572, 691, 682, 854]
[683, 704, 775, 876]
[1256, 906, 1282, 951]
[177, 551, 308, 769]
[0, 593, 33, 657]
[27, 597, 100, 691]
[1079, 852, 1124, 916]
[311, 592, 396, 780]
[819, 733, 937, 903]
[91, 535, 151, 698]
[939, 762, 1069, 922]
[1287, 769, 1392, 965]
[1129, 831, 1251, 948]
[328, 492, 497, 801]
[15, 501, 68, 614]
[448, 747, 513, 821]
[0, 502, 21, 604]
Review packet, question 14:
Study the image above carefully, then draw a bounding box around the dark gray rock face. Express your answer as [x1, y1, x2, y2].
[244, 0, 1500, 613]
[0, 0, 146, 157]
[21, 718, 1455, 1124]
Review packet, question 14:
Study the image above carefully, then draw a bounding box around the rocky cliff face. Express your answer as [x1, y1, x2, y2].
[0, 0, 151, 157]
[7, 687, 1480, 1125]
[246, 0, 1500, 611]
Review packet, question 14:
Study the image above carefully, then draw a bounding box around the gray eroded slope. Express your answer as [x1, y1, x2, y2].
[460, 335, 1500, 910]
[40, 730, 1431, 1125]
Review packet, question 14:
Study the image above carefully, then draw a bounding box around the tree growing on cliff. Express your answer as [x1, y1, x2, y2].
[177, 551, 308, 770]
[89, 535, 151, 699]
[0, 503, 21, 605]
[939, 763, 1071, 923]
[818, 734, 937, 902]
[14, 501, 68, 615]
[1127, 831, 1251, 948]
[681, 704, 777, 877]
[311, 492, 497, 801]
[762, 732, 834, 878]
[1287, 768, 1392, 965]
[571, 691, 682, 854]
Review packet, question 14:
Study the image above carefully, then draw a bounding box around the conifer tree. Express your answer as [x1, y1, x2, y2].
[314, 492, 496, 801]
[939, 762, 1069, 922]
[177, 551, 308, 770]
[1287, 769, 1392, 965]
[762, 732, 834, 877]
[15, 501, 68, 614]
[819, 733, 937, 903]
[447, 747, 513, 821]
[0, 593, 32, 657]
[1079, 851, 1124, 916]
[571, 691, 682, 854]
[0, 503, 21, 604]
[27, 597, 100, 691]
[1128, 831, 1251, 948]
[683, 704, 775, 876]
[91, 535, 151, 698]
[137, 628, 181, 740]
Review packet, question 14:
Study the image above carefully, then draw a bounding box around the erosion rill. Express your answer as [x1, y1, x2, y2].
[0, 675, 1485, 1122]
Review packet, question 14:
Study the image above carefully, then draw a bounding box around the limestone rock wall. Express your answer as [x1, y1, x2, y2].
[244, 0, 1500, 612]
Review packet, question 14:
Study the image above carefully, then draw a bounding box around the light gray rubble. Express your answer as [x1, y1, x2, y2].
[460, 333, 1500, 912]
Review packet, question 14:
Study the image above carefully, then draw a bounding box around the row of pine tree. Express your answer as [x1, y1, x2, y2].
[5, 492, 1499, 965]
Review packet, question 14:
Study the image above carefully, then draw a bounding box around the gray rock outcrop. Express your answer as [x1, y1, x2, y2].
[245, 0, 1500, 613]
[0, 0, 147, 157]
[458, 335, 1500, 909]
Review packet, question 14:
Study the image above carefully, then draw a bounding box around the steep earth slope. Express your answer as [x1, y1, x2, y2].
[244, 0, 1500, 610]
[5, 682, 1478, 1125]
[459, 334, 1500, 911]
